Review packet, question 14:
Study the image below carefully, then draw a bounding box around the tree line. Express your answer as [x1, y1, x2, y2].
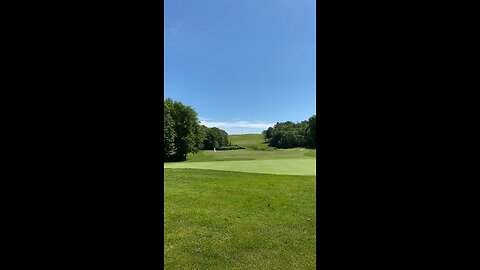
[164, 98, 230, 161]
[262, 115, 316, 149]
[164, 98, 316, 161]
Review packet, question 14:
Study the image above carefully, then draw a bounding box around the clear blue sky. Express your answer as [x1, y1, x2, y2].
[164, 0, 316, 134]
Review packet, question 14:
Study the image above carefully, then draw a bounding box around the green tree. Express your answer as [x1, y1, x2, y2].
[218, 129, 229, 147]
[164, 101, 176, 160]
[305, 115, 316, 149]
[268, 119, 313, 149]
[164, 98, 204, 161]
[265, 127, 273, 141]
[202, 127, 229, 150]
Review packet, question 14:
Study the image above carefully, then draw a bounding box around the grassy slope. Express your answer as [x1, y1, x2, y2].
[229, 134, 269, 149]
[303, 150, 316, 158]
[167, 134, 316, 175]
[164, 169, 316, 270]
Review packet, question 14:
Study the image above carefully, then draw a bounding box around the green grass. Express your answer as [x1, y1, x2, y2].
[164, 169, 316, 269]
[169, 147, 316, 175]
[303, 150, 316, 158]
[165, 158, 315, 175]
[185, 148, 316, 163]
[164, 134, 316, 268]
[229, 134, 270, 150]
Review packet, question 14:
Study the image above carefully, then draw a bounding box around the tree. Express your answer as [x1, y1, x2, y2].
[202, 127, 229, 150]
[267, 117, 315, 149]
[198, 125, 210, 150]
[305, 115, 316, 149]
[164, 98, 204, 161]
[262, 127, 274, 141]
[164, 101, 176, 160]
[218, 129, 229, 147]
[269, 121, 299, 148]
[193, 122, 206, 152]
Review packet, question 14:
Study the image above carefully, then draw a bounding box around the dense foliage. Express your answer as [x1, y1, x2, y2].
[164, 98, 205, 161]
[217, 145, 245, 150]
[263, 115, 316, 149]
[262, 127, 273, 141]
[202, 126, 229, 150]
[305, 115, 316, 148]
[164, 98, 233, 161]
[164, 100, 176, 158]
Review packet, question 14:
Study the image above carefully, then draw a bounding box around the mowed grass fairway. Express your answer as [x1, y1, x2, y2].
[165, 159, 315, 175]
[183, 148, 316, 162]
[164, 169, 316, 269]
[165, 134, 316, 175]
[229, 134, 271, 149]
[164, 134, 316, 269]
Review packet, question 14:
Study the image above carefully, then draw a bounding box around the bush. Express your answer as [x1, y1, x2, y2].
[217, 145, 245, 150]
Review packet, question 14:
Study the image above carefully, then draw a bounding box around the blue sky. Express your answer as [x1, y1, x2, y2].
[164, 0, 316, 134]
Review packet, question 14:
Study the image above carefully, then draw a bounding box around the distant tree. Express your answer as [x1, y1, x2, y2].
[267, 118, 315, 149]
[268, 121, 294, 148]
[262, 127, 274, 141]
[164, 101, 176, 160]
[219, 129, 229, 147]
[203, 127, 217, 150]
[305, 115, 316, 149]
[193, 122, 206, 151]
[296, 120, 309, 146]
[198, 125, 210, 149]
[202, 127, 229, 150]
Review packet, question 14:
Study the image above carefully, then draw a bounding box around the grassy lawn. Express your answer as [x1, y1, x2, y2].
[164, 169, 316, 269]
[303, 150, 316, 158]
[229, 134, 270, 149]
[164, 158, 316, 175]
[164, 134, 316, 268]
[184, 148, 316, 163]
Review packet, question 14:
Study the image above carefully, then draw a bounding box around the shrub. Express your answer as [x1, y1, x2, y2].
[217, 145, 245, 150]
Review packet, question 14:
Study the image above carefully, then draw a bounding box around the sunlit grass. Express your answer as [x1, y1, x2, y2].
[164, 169, 316, 269]
[229, 133, 269, 149]
[164, 158, 315, 175]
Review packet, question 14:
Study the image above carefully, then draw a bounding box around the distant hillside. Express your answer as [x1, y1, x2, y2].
[228, 134, 269, 149]
[182, 133, 316, 162]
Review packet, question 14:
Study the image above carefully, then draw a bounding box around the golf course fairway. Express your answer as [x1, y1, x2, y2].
[164, 134, 317, 268]
[164, 158, 315, 175]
